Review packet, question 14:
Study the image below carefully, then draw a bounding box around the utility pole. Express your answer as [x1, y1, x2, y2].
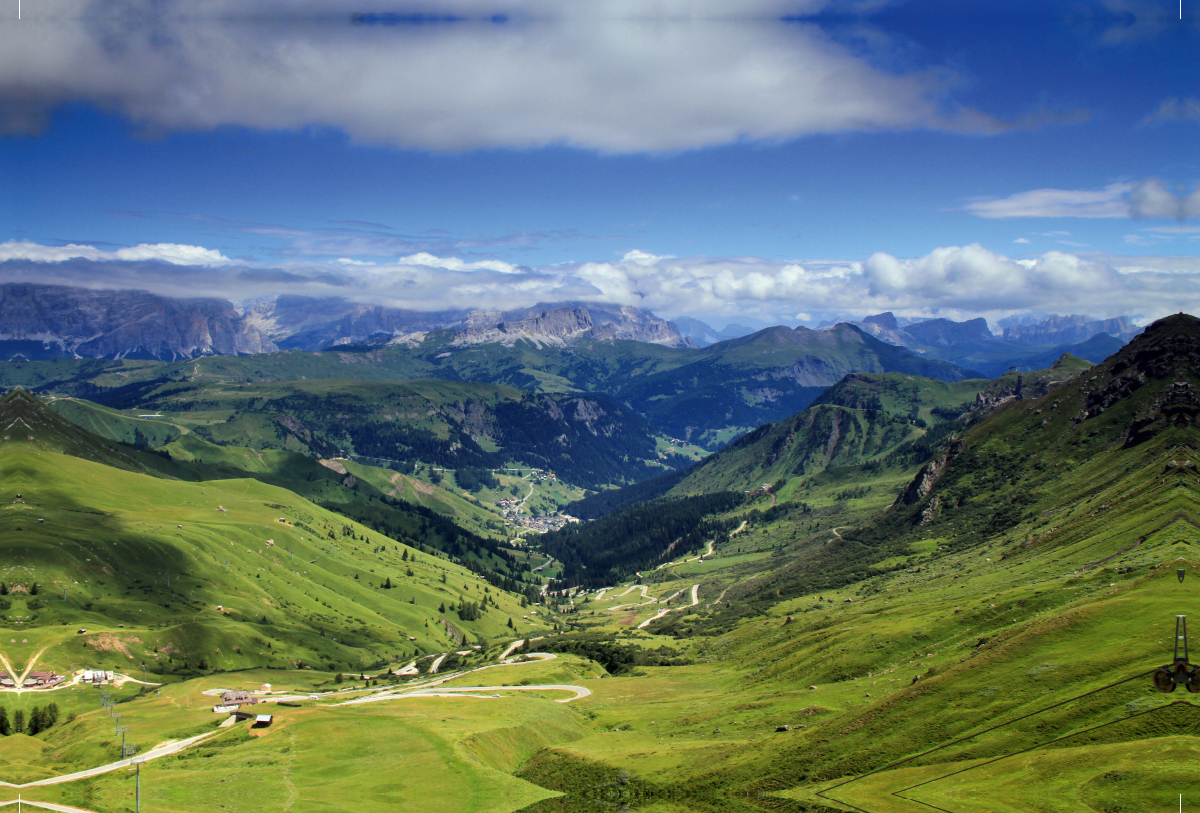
[133, 758, 144, 813]
[119, 726, 130, 756]
[114, 714, 123, 734]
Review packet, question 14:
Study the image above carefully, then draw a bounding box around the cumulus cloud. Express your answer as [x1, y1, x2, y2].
[2, 240, 1193, 327]
[0, 0, 1045, 152]
[1128, 179, 1200, 220]
[0, 240, 231, 266]
[397, 253, 521, 274]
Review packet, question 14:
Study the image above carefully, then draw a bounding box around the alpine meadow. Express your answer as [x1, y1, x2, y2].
[2, 2, 1198, 812]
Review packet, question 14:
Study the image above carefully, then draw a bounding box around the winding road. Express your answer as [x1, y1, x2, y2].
[637, 584, 699, 629]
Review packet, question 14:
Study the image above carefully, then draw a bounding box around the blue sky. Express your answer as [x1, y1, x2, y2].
[1, 0, 1198, 328]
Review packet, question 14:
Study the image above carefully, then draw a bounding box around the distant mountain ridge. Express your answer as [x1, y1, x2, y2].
[0, 284, 693, 360]
[0, 283, 275, 360]
[249, 296, 693, 350]
[847, 310, 1141, 376]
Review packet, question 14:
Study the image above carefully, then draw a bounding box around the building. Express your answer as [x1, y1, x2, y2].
[221, 690, 258, 705]
[24, 671, 64, 687]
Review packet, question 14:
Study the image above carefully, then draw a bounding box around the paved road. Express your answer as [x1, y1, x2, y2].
[342, 684, 591, 705]
[0, 799, 102, 813]
[429, 654, 447, 674]
[498, 640, 525, 660]
[637, 584, 699, 629]
[0, 731, 218, 789]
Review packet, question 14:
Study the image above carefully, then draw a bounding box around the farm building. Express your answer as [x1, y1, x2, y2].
[222, 690, 258, 705]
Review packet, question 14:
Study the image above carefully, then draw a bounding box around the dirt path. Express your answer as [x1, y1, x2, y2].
[831, 527, 847, 539]
[429, 654, 447, 674]
[730, 520, 749, 537]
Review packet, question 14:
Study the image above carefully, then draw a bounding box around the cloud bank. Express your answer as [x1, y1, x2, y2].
[0, 0, 1052, 152]
[966, 180, 1200, 220]
[0, 240, 1192, 328]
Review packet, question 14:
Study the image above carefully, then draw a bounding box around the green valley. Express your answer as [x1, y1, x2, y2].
[0, 314, 1196, 813]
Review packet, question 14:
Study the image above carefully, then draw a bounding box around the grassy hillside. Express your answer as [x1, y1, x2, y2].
[52, 378, 693, 489]
[0, 316, 1195, 813]
[0, 390, 548, 678]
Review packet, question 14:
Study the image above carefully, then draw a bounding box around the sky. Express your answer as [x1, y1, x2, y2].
[1, 0, 1198, 330]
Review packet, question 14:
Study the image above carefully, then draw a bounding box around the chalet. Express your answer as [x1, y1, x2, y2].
[24, 671, 63, 687]
[0, 671, 12, 688]
[253, 714, 273, 728]
[221, 690, 258, 705]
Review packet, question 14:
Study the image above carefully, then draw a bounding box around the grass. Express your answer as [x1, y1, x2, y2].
[0, 319, 1196, 812]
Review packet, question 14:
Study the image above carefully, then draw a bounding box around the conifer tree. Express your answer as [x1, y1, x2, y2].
[13, 710, 24, 734]
[0, 707, 10, 736]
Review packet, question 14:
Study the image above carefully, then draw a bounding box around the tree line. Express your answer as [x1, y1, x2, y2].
[0, 703, 60, 736]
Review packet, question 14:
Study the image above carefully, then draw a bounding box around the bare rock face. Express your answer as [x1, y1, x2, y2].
[0, 283, 275, 360]
[452, 306, 595, 348]
[245, 296, 691, 350]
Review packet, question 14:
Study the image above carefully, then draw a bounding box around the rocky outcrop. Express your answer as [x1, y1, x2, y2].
[0, 283, 274, 360]
[245, 296, 691, 350]
[894, 439, 964, 507]
[452, 307, 595, 348]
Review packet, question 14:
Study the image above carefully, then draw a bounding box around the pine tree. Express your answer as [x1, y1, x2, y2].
[13, 710, 24, 735]
[507, 618, 514, 630]
[28, 707, 44, 735]
[402, 549, 408, 562]
[46, 703, 58, 727]
[0, 583, 7, 595]
[29, 583, 39, 596]
[0, 707, 10, 736]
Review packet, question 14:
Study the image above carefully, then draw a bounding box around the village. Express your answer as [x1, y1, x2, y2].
[491, 468, 581, 533]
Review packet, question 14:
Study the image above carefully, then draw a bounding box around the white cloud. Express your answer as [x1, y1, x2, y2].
[0, 242, 1194, 327]
[397, 252, 520, 274]
[1013, 237, 1030, 244]
[0, 240, 231, 266]
[0, 0, 1050, 152]
[964, 183, 1133, 219]
[967, 179, 1200, 221]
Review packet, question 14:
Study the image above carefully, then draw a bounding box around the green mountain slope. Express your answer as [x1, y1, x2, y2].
[0, 390, 548, 679]
[50, 378, 693, 489]
[4, 322, 975, 451]
[3, 316, 1199, 813]
[482, 314, 1200, 812]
